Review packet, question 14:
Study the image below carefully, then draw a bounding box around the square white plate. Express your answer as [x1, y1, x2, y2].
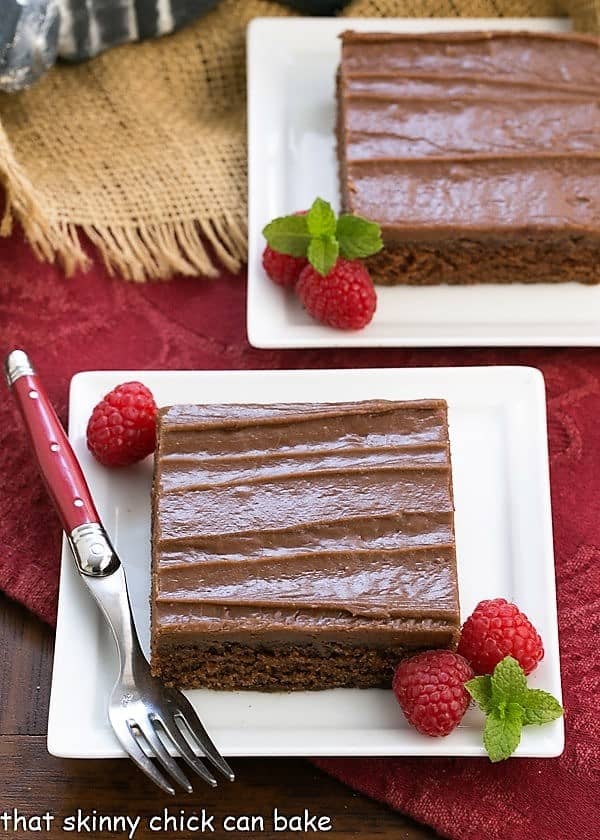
[247, 16, 600, 348]
[48, 367, 563, 758]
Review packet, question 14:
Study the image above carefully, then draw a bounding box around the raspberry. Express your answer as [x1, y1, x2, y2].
[86, 382, 157, 467]
[393, 650, 474, 737]
[262, 246, 307, 288]
[296, 258, 376, 330]
[457, 598, 544, 676]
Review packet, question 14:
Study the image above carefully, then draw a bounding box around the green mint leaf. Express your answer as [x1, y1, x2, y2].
[307, 235, 339, 276]
[483, 704, 524, 762]
[465, 675, 494, 714]
[472, 656, 562, 762]
[491, 656, 528, 708]
[521, 689, 563, 726]
[307, 198, 337, 238]
[337, 214, 383, 259]
[263, 198, 383, 278]
[262, 214, 311, 257]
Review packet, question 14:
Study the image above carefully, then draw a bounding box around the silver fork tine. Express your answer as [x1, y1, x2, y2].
[174, 709, 235, 782]
[136, 718, 193, 793]
[110, 715, 175, 796]
[151, 714, 218, 788]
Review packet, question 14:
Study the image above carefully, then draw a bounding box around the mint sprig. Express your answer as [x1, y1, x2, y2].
[262, 197, 382, 276]
[466, 656, 563, 762]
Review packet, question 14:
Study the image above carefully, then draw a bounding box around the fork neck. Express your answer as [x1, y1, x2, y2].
[80, 566, 144, 681]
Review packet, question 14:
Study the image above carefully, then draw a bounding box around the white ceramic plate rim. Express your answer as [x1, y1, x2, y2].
[246, 16, 600, 348]
[47, 367, 563, 758]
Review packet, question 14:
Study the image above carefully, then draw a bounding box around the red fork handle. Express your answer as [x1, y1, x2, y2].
[5, 350, 100, 533]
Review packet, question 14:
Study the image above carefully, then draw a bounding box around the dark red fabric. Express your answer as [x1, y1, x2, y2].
[1, 228, 598, 839]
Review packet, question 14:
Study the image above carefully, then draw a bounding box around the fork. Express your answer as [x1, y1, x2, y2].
[5, 349, 234, 794]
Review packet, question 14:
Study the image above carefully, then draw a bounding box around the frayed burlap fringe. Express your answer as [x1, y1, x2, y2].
[0, 0, 595, 281]
[0, 106, 249, 281]
[80, 215, 248, 282]
[1, 181, 248, 282]
[0, 126, 90, 274]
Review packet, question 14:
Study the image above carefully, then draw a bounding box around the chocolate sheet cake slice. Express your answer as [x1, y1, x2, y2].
[337, 31, 600, 285]
[150, 400, 460, 691]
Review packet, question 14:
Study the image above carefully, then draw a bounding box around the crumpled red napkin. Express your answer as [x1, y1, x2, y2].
[1, 227, 598, 840]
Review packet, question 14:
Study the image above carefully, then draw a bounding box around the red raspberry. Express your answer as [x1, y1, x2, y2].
[262, 246, 308, 288]
[87, 382, 157, 467]
[296, 258, 376, 330]
[457, 598, 544, 676]
[393, 651, 474, 737]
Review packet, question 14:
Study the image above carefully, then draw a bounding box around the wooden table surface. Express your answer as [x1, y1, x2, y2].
[0, 593, 442, 840]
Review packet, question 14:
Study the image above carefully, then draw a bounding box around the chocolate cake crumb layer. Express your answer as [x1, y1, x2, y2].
[337, 30, 600, 285]
[156, 642, 440, 691]
[150, 400, 460, 691]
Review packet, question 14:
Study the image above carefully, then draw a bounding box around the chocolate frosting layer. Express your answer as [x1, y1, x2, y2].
[338, 31, 600, 242]
[151, 401, 459, 647]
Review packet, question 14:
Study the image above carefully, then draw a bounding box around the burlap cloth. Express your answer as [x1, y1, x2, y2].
[0, 0, 597, 281]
